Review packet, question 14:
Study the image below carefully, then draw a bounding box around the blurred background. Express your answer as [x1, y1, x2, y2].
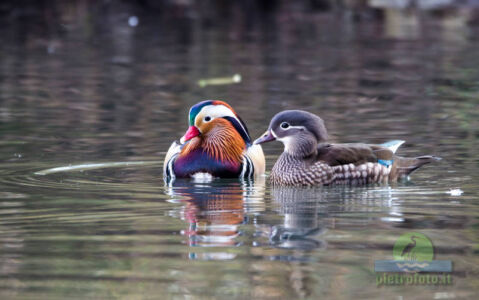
[1, 0, 478, 161]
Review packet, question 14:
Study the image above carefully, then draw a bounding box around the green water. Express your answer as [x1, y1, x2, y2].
[1, 3, 478, 299]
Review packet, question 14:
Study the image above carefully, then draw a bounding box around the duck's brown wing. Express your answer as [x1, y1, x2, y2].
[317, 143, 394, 166]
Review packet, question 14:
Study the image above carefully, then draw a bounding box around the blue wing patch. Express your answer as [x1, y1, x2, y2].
[378, 159, 393, 167]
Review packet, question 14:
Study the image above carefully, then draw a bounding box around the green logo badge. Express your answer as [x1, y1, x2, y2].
[375, 232, 451, 275]
[393, 232, 434, 261]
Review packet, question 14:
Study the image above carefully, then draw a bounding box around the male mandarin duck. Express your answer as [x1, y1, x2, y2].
[164, 100, 265, 180]
[254, 110, 440, 186]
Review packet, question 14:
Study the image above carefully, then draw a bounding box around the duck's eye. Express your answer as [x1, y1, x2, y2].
[204, 116, 212, 122]
[280, 122, 290, 129]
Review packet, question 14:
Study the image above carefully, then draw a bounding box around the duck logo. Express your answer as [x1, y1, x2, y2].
[375, 232, 452, 273]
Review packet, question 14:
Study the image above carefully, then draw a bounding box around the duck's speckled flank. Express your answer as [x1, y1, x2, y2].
[270, 153, 390, 186]
[270, 153, 334, 186]
[331, 162, 389, 185]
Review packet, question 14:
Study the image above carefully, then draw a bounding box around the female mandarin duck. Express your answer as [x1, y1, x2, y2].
[164, 100, 265, 180]
[254, 110, 440, 186]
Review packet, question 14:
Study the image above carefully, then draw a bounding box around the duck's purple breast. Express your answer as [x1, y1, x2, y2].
[173, 148, 242, 178]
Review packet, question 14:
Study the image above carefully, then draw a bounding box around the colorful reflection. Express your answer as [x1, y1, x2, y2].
[167, 177, 265, 257]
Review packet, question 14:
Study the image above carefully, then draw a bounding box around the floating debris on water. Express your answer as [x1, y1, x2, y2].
[128, 16, 139, 27]
[0, 141, 27, 145]
[198, 74, 241, 87]
[446, 188, 464, 196]
[35, 161, 161, 175]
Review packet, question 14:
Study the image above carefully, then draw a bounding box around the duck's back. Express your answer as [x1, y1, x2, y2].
[317, 143, 394, 166]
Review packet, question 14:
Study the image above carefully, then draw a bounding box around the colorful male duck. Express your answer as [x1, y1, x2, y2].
[164, 100, 265, 180]
[254, 110, 440, 186]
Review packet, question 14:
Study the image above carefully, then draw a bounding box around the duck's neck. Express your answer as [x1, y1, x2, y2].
[284, 137, 318, 159]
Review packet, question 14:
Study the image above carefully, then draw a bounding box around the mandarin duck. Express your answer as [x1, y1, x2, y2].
[254, 110, 440, 186]
[164, 100, 265, 180]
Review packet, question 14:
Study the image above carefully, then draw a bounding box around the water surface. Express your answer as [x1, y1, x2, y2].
[1, 4, 478, 299]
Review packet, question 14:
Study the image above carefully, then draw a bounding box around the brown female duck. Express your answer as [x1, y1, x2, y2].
[254, 110, 440, 186]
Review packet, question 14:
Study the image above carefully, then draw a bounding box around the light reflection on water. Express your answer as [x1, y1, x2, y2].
[1, 2, 479, 299]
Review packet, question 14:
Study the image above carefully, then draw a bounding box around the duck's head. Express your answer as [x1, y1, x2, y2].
[181, 100, 251, 144]
[254, 110, 328, 157]
[180, 100, 251, 161]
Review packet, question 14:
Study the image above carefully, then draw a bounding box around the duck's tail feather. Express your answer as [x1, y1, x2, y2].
[391, 155, 442, 180]
[380, 140, 405, 154]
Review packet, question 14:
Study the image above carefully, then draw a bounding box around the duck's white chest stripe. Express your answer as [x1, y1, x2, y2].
[241, 155, 254, 178]
[247, 156, 254, 177]
[165, 153, 178, 179]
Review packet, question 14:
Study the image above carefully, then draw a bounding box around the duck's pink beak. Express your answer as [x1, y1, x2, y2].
[253, 130, 275, 145]
[182, 126, 200, 142]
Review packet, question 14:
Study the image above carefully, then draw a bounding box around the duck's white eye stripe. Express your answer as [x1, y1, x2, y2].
[281, 125, 306, 131]
[197, 105, 246, 131]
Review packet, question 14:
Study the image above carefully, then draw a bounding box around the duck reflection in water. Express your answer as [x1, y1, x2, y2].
[166, 177, 265, 259]
[256, 187, 327, 251]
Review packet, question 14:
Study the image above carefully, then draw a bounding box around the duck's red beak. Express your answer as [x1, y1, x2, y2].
[253, 130, 276, 145]
[181, 126, 200, 142]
